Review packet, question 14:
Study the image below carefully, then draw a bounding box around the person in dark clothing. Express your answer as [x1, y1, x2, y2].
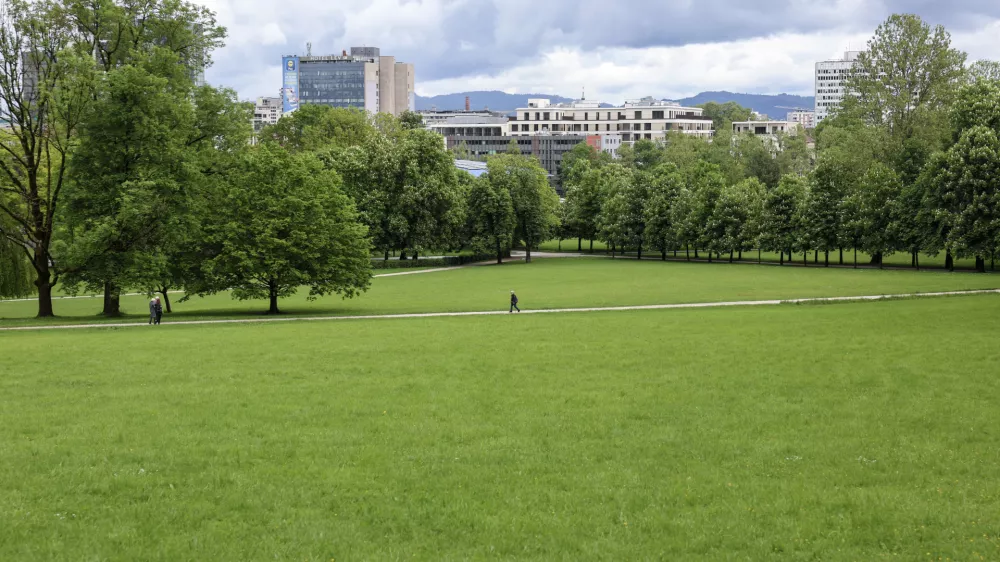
[510, 290, 520, 313]
[154, 297, 163, 325]
[149, 298, 157, 325]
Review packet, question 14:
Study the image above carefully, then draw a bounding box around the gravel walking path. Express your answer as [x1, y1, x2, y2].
[2, 289, 996, 332]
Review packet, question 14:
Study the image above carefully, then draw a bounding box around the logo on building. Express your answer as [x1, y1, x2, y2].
[286, 59, 295, 71]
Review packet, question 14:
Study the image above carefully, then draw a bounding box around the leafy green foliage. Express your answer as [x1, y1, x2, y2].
[487, 153, 559, 262]
[696, 100, 754, 130]
[465, 174, 515, 263]
[190, 144, 372, 313]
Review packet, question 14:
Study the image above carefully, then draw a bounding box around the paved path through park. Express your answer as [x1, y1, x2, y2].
[2, 289, 997, 332]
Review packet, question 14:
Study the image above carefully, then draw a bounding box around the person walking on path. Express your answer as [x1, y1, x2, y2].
[510, 290, 520, 313]
[149, 298, 157, 325]
[154, 297, 163, 325]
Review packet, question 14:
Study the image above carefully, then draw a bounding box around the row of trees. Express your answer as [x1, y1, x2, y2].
[561, 14, 1000, 272]
[0, 0, 561, 315]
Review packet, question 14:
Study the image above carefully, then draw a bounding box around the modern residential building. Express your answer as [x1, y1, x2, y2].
[252, 97, 282, 132]
[280, 46, 415, 116]
[815, 51, 861, 123]
[508, 97, 713, 151]
[443, 134, 589, 194]
[786, 110, 816, 129]
[732, 121, 799, 136]
[425, 115, 510, 138]
[418, 109, 507, 126]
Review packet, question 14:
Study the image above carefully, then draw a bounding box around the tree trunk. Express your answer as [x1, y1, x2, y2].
[578, 237, 582, 251]
[102, 281, 121, 317]
[839, 247, 843, 265]
[911, 251, 916, 268]
[780, 250, 784, 265]
[686, 244, 690, 261]
[590, 239, 594, 253]
[870, 252, 882, 267]
[33, 252, 55, 318]
[854, 248, 857, 269]
[824, 250, 829, 268]
[694, 248, 699, 259]
[558, 238, 562, 251]
[399, 250, 407, 260]
[976, 256, 986, 273]
[661, 249, 666, 261]
[729, 250, 734, 263]
[945, 251, 954, 271]
[414, 250, 419, 260]
[159, 286, 172, 313]
[738, 250, 742, 261]
[637, 242, 642, 261]
[496, 239, 503, 264]
[915, 251, 919, 270]
[268, 279, 280, 314]
[803, 252, 807, 267]
[384, 248, 390, 261]
[757, 248, 761, 263]
[525, 244, 532, 264]
[708, 251, 713, 263]
[814, 251, 818, 264]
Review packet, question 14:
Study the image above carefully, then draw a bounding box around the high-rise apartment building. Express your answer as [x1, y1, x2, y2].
[281, 47, 414, 116]
[815, 51, 861, 123]
[786, 110, 816, 129]
[252, 97, 282, 132]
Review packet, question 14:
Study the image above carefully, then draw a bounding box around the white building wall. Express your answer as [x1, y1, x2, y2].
[815, 51, 861, 123]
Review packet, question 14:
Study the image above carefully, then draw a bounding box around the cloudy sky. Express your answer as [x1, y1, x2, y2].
[198, 0, 1000, 104]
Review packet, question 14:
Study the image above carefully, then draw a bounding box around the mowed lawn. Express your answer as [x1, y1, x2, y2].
[1, 257, 998, 326]
[2, 295, 1000, 560]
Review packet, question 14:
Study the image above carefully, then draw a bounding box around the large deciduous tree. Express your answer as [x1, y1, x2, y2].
[190, 144, 372, 314]
[487, 153, 558, 263]
[643, 163, 684, 260]
[598, 164, 646, 258]
[466, 174, 515, 264]
[760, 174, 807, 264]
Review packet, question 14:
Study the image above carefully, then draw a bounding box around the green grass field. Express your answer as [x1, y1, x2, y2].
[1, 258, 998, 326]
[2, 293, 1000, 560]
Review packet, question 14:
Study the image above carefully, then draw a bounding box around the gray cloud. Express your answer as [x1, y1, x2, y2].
[201, 0, 1000, 100]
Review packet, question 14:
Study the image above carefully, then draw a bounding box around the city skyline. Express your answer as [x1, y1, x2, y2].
[196, 1, 999, 103]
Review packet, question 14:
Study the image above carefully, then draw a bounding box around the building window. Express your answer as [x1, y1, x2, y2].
[543, 112, 550, 120]
[524, 112, 529, 120]
[584, 112, 588, 120]
[644, 122, 651, 130]
[634, 123, 642, 131]
[606, 124, 610, 131]
[607, 112, 611, 120]
[623, 133, 631, 141]
[584, 124, 589, 131]
[634, 111, 641, 119]
[644, 133, 652, 139]
[535, 112, 540, 120]
[534, 124, 539, 131]
[652, 110, 664, 119]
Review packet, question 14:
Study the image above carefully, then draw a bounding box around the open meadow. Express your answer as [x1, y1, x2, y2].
[1, 257, 998, 326]
[2, 258, 1000, 560]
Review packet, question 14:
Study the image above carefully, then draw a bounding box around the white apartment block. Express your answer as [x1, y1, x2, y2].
[733, 121, 800, 136]
[424, 115, 511, 137]
[509, 97, 714, 152]
[786, 110, 816, 129]
[815, 51, 861, 123]
[253, 96, 282, 132]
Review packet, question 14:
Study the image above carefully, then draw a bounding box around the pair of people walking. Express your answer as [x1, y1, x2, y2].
[149, 297, 163, 325]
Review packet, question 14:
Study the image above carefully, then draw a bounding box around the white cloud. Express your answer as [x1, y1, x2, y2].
[198, 0, 1000, 102]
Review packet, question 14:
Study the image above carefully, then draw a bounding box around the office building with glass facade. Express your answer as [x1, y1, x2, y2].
[282, 47, 414, 116]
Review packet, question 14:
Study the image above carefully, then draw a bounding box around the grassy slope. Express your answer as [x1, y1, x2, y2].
[1, 258, 998, 326]
[1, 296, 999, 560]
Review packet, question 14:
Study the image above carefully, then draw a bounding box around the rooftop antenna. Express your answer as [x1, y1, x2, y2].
[581, 86, 585, 101]
[306, 42, 312, 57]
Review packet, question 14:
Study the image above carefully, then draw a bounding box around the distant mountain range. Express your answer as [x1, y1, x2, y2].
[416, 90, 815, 120]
